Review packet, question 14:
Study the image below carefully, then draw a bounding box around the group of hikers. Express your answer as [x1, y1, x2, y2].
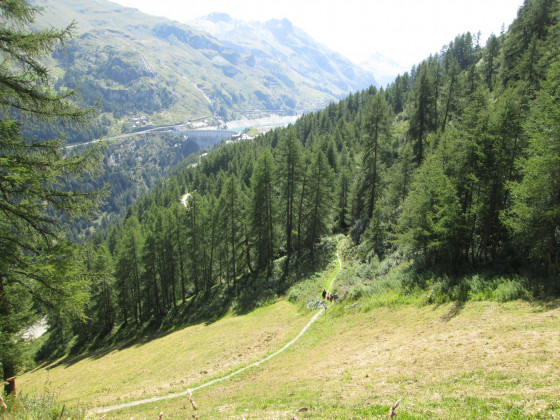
[322, 289, 338, 302]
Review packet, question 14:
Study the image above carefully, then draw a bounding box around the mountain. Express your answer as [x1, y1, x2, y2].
[360, 51, 410, 87]
[189, 13, 378, 93]
[31, 0, 376, 143]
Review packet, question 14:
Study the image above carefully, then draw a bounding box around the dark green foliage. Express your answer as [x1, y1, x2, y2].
[505, 61, 560, 274]
[301, 150, 334, 255]
[361, 93, 393, 218]
[501, 0, 558, 87]
[408, 63, 438, 163]
[0, 0, 105, 393]
[276, 127, 303, 261]
[396, 145, 463, 265]
[251, 149, 276, 274]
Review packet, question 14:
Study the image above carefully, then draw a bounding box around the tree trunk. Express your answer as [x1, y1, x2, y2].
[0, 273, 16, 396]
[296, 162, 309, 257]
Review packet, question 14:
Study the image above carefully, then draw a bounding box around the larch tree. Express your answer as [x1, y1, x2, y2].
[0, 0, 105, 394]
[250, 149, 276, 275]
[218, 174, 245, 294]
[362, 93, 392, 219]
[303, 150, 334, 256]
[114, 216, 143, 325]
[505, 62, 560, 274]
[409, 63, 437, 164]
[276, 127, 303, 262]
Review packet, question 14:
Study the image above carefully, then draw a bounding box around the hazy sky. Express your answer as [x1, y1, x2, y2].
[112, 0, 523, 72]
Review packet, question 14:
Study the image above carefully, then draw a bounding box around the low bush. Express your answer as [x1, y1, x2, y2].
[0, 393, 85, 420]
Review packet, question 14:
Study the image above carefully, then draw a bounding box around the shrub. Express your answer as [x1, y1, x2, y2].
[494, 279, 529, 302]
[0, 393, 85, 419]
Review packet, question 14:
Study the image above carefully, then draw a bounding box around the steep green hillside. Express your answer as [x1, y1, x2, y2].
[66, 131, 201, 241]
[18, 253, 560, 418]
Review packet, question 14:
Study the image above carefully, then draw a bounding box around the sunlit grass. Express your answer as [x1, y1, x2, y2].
[100, 300, 560, 419]
[17, 243, 560, 419]
[19, 300, 311, 410]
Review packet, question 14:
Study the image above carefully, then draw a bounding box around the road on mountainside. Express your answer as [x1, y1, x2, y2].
[64, 124, 185, 149]
[90, 244, 343, 416]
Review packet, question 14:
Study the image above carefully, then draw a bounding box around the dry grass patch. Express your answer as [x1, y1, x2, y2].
[18, 300, 310, 410]
[111, 300, 560, 419]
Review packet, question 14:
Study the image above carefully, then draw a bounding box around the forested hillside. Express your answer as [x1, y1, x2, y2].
[33, 0, 559, 355]
[66, 132, 200, 242]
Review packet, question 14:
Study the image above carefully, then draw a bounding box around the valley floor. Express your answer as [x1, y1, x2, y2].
[20, 298, 560, 419]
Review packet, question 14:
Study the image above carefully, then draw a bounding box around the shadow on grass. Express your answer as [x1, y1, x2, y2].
[440, 300, 466, 321]
[35, 239, 341, 370]
[529, 298, 560, 312]
[35, 286, 229, 370]
[39, 275, 303, 369]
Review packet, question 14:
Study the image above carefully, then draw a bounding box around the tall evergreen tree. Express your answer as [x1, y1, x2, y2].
[276, 127, 303, 261]
[185, 192, 204, 296]
[89, 243, 115, 334]
[303, 150, 334, 256]
[114, 216, 143, 325]
[142, 224, 162, 318]
[484, 34, 501, 90]
[334, 147, 353, 232]
[0, 0, 105, 393]
[506, 62, 560, 274]
[218, 175, 246, 294]
[440, 56, 461, 132]
[396, 148, 462, 265]
[409, 64, 437, 163]
[362, 94, 393, 219]
[250, 149, 276, 275]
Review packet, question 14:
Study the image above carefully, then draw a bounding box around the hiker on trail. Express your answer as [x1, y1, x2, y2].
[333, 293, 339, 302]
[322, 289, 327, 299]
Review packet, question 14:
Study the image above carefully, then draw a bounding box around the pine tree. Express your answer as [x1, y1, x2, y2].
[303, 150, 334, 256]
[250, 149, 276, 275]
[396, 150, 462, 265]
[0, 0, 105, 393]
[114, 216, 143, 325]
[185, 192, 203, 296]
[276, 127, 303, 262]
[142, 221, 162, 317]
[201, 193, 219, 295]
[506, 62, 560, 273]
[218, 175, 245, 294]
[87, 243, 114, 334]
[484, 34, 501, 90]
[441, 56, 461, 132]
[409, 64, 437, 163]
[334, 147, 353, 232]
[362, 94, 393, 219]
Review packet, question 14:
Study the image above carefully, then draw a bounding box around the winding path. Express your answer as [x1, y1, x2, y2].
[90, 245, 343, 415]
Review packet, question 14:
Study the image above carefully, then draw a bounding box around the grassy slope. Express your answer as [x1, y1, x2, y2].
[19, 301, 311, 409]
[19, 248, 560, 419]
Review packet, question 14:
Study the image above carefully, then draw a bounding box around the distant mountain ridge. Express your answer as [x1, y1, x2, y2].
[30, 0, 377, 142]
[361, 51, 409, 87]
[189, 13, 378, 93]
